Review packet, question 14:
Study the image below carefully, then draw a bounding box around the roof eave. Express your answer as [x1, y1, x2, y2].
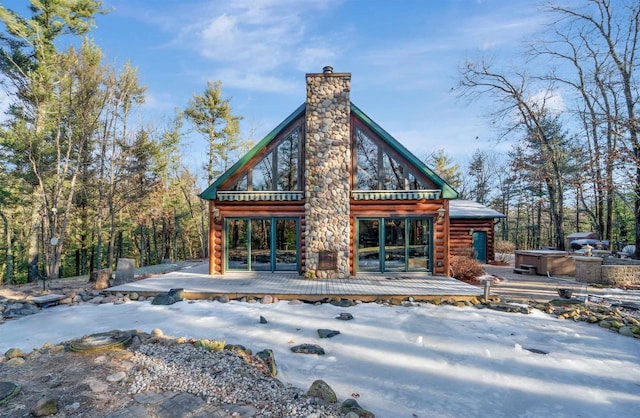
[350, 103, 459, 199]
[199, 103, 306, 200]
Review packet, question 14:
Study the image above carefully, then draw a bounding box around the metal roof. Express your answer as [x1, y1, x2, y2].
[449, 200, 506, 219]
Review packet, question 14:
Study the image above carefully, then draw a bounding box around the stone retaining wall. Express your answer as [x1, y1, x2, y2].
[574, 256, 640, 286]
[601, 265, 640, 286]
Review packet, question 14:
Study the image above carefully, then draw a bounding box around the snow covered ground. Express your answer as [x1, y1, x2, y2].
[1, 299, 639, 418]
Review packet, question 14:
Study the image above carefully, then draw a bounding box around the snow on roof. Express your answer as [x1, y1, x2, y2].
[449, 200, 505, 219]
[566, 232, 598, 239]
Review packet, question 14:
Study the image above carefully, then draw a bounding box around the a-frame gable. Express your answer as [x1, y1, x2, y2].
[200, 101, 459, 200]
[199, 103, 306, 200]
[350, 103, 459, 199]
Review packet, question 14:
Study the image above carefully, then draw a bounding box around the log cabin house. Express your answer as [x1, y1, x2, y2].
[199, 67, 504, 278]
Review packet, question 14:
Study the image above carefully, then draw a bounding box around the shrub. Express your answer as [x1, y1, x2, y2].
[494, 240, 515, 262]
[450, 255, 484, 283]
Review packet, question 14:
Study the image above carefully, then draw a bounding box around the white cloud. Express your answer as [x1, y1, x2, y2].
[168, 0, 343, 92]
[527, 89, 566, 114]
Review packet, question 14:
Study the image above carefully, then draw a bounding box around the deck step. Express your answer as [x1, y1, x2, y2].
[513, 267, 536, 275]
[31, 294, 65, 308]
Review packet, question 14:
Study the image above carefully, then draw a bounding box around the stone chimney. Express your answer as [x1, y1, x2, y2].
[304, 67, 351, 278]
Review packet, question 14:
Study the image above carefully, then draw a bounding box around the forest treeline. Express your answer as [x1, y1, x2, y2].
[1, 0, 639, 284]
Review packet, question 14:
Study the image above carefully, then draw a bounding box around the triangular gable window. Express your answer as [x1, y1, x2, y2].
[354, 127, 430, 191]
[225, 125, 302, 193]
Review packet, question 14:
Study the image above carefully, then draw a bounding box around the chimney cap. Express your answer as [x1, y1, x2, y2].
[322, 66, 334, 74]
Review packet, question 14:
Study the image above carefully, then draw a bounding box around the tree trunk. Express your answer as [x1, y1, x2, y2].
[0, 209, 12, 285]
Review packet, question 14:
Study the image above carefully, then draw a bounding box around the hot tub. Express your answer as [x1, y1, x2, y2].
[514, 250, 576, 276]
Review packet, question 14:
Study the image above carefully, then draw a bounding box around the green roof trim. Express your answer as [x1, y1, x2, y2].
[200, 101, 459, 200]
[350, 103, 459, 199]
[199, 103, 306, 200]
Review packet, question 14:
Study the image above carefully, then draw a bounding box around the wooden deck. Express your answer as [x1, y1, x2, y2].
[106, 263, 483, 302]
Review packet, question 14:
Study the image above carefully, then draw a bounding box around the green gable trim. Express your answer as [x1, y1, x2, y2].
[199, 103, 306, 200]
[350, 103, 459, 199]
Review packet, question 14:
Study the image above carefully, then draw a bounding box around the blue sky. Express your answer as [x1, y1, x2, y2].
[4, 0, 550, 178]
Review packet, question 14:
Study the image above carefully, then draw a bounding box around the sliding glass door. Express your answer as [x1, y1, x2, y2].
[226, 218, 298, 272]
[357, 217, 431, 273]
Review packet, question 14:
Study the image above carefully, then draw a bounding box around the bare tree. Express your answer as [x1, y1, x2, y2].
[459, 62, 571, 249]
[545, 0, 640, 256]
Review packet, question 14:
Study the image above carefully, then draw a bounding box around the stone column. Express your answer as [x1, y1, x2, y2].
[304, 66, 351, 278]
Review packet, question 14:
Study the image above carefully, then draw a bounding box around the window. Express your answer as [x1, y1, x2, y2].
[354, 127, 430, 190]
[223, 125, 302, 193]
[252, 151, 273, 191]
[276, 128, 299, 191]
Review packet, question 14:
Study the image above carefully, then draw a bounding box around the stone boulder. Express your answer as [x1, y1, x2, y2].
[307, 379, 337, 403]
[113, 258, 135, 286]
[290, 344, 325, 355]
[255, 349, 277, 377]
[317, 329, 340, 339]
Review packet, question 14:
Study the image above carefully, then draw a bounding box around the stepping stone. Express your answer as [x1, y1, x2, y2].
[317, 329, 340, 339]
[259, 315, 268, 324]
[336, 313, 353, 321]
[291, 344, 325, 355]
[524, 347, 549, 355]
[31, 294, 64, 308]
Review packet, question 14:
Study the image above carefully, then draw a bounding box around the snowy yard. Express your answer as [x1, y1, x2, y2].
[1, 300, 639, 418]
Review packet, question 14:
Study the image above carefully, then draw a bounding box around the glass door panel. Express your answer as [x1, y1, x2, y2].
[408, 219, 430, 271]
[275, 219, 298, 271]
[384, 218, 405, 271]
[251, 219, 271, 271]
[358, 219, 380, 272]
[227, 219, 249, 270]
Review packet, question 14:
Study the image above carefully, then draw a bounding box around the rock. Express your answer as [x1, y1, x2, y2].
[106, 371, 127, 382]
[88, 380, 108, 392]
[217, 295, 229, 303]
[151, 328, 164, 337]
[331, 299, 354, 307]
[89, 296, 104, 304]
[59, 297, 73, 305]
[317, 329, 340, 338]
[0, 381, 21, 407]
[288, 299, 303, 305]
[3, 303, 39, 318]
[341, 398, 375, 417]
[337, 313, 353, 321]
[255, 349, 277, 377]
[487, 302, 531, 314]
[113, 258, 135, 285]
[261, 295, 274, 304]
[619, 326, 635, 337]
[307, 379, 337, 403]
[151, 294, 176, 305]
[4, 347, 24, 360]
[260, 315, 268, 324]
[290, 344, 325, 355]
[32, 398, 58, 416]
[524, 347, 548, 355]
[129, 292, 139, 301]
[225, 344, 252, 357]
[5, 357, 25, 368]
[168, 288, 184, 302]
